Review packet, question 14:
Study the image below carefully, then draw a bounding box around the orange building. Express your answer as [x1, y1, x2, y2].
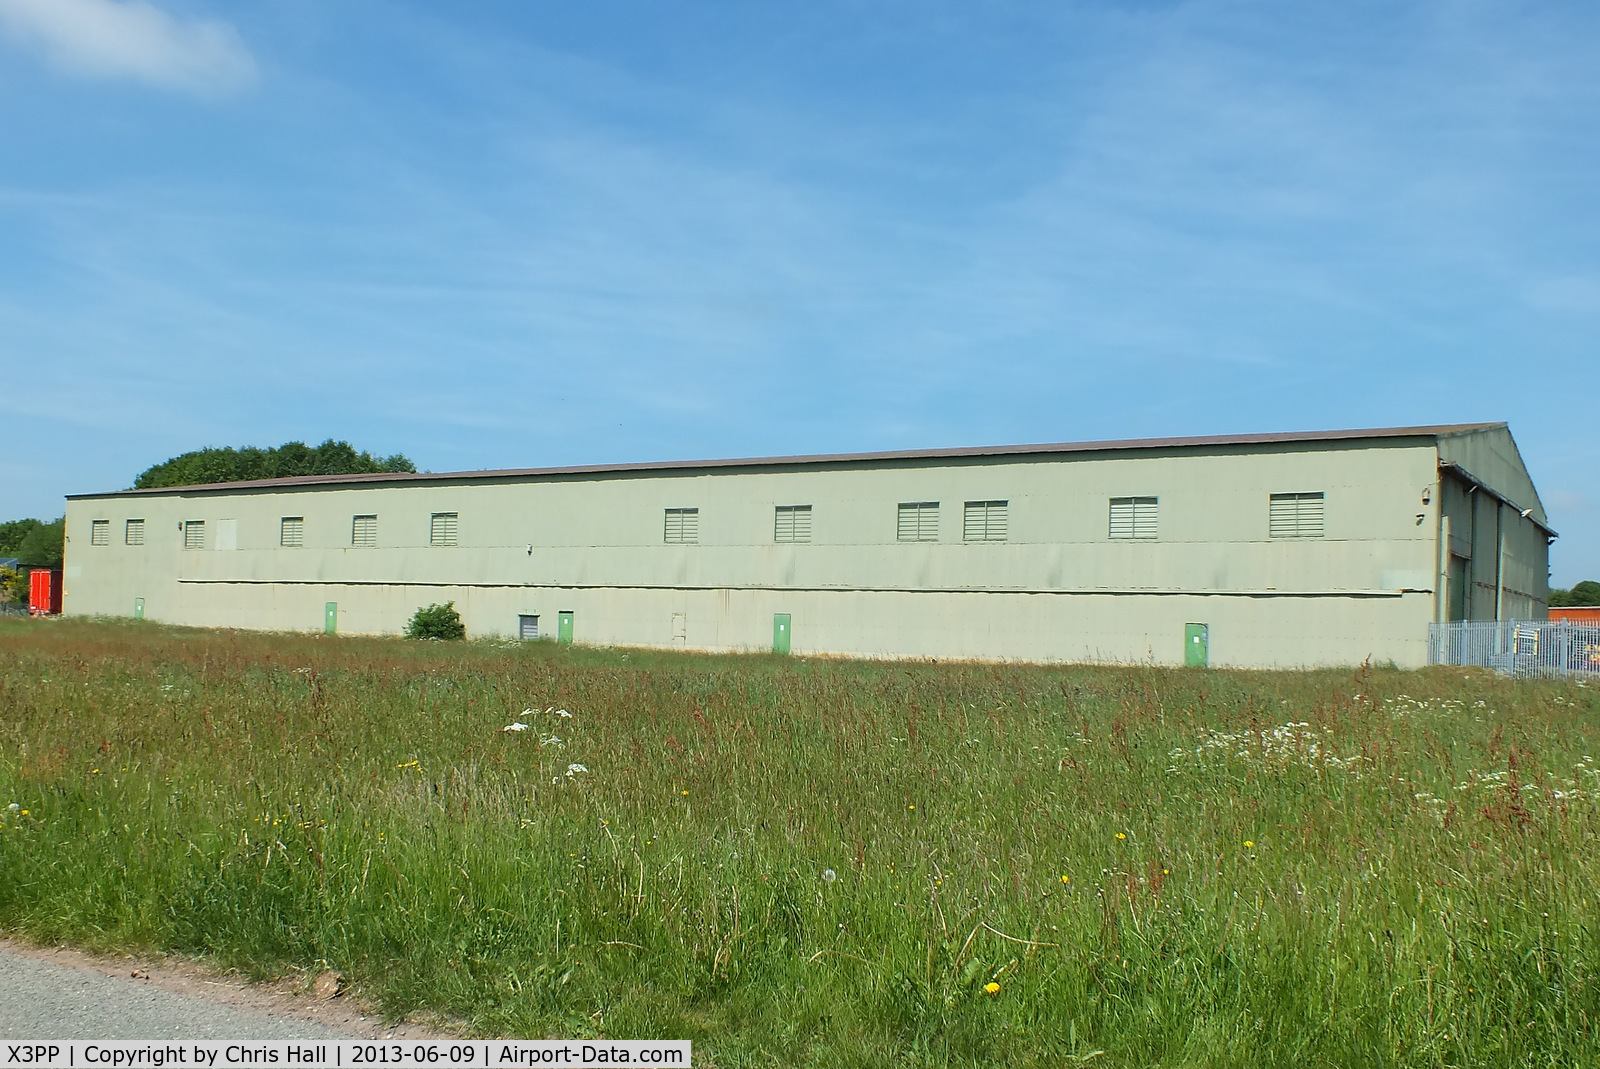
[1550, 606, 1600, 624]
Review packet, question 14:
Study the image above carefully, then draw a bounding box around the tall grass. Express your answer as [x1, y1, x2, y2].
[1, 617, 1597, 1066]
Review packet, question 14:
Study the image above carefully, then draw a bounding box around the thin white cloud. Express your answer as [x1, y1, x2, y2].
[0, 0, 253, 95]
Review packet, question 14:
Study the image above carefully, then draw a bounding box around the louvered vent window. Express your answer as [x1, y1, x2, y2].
[664, 507, 699, 544]
[183, 520, 205, 550]
[519, 614, 539, 640]
[351, 514, 378, 548]
[963, 500, 1009, 542]
[90, 519, 109, 546]
[774, 505, 812, 543]
[897, 502, 939, 542]
[430, 512, 459, 547]
[125, 519, 145, 546]
[280, 517, 304, 548]
[1109, 497, 1158, 539]
[1269, 492, 1325, 538]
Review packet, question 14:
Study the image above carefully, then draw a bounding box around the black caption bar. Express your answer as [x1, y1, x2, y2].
[2, 1043, 689, 1069]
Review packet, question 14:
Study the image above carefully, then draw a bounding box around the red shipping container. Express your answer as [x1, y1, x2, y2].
[29, 568, 62, 615]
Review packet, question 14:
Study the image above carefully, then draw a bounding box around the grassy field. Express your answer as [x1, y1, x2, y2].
[1, 618, 1597, 1066]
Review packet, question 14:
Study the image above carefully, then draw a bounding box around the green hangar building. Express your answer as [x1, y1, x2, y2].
[61, 423, 1551, 668]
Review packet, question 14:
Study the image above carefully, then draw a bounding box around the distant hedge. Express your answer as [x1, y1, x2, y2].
[134, 440, 415, 489]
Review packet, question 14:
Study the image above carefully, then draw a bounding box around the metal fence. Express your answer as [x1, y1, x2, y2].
[1429, 620, 1600, 678]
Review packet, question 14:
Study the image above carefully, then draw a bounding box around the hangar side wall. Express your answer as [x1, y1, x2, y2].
[62, 438, 1446, 667]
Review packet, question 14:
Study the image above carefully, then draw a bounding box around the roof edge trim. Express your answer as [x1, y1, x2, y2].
[68, 423, 1499, 500]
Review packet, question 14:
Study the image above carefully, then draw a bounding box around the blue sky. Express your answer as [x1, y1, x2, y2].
[0, 0, 1595, 583]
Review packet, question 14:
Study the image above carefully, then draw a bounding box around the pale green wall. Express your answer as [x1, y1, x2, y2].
[60, 432, 1540, 668]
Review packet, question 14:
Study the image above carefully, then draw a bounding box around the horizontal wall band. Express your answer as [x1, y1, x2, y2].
[175, 579, 1418, 598]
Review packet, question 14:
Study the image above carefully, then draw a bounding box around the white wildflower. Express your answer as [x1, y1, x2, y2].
[556, 709, 572, 718]
[503, 722, 530, 733]
[566, 763, 589, 777]
[540, 734, 564, 747]
[821, 868, 837, 884]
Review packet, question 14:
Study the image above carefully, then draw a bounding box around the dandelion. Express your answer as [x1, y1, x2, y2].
[20, 810, 28, 816]
[1060, 875, 1070, 885]
[908, 804, 915, 810]
[821, 868, 837, 884]
[681, 790, 690, 796]
[1116, 832, 1126, 840]
[1244, 840, 1255, 849]
[984, 982, 1001, 995]
[397, 760, 420, 769]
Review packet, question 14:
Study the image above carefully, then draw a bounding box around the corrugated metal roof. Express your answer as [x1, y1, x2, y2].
[70, 422, 1505, 499]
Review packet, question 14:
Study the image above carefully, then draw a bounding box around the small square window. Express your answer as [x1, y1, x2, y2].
[280, 517, 304, 548]
[519, 614, 539, 640]
[774, 505, 812, 543]
[125, 519, 145, 546]
[897, 502, 939, 542]
[1269, 492, 1325, 539]
[1109, 497, 1158, 540]
[430, 512, 458, 547]
[352, 514, 377, 548]
[963, 500, 1008, 542]
[183, 520, 205, 550]
[90, 519, 109, 546]
[664, 507, 699, 544]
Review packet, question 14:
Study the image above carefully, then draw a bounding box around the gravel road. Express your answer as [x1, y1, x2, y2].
[0, 942, 440, 1040]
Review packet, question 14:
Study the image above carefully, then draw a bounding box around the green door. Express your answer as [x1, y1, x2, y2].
[773, 613, 791, 655]
[1185, 623, 1208, 667]
[558, 611, 574, 645]
[133, 597, 144, 620]
[324, 602, 338, 634]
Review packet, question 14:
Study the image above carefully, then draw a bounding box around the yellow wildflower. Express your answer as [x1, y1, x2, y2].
[984, 982, 1000, 995]
[1244, 840, 1255, 849]
[1115, 832, 1126, 840]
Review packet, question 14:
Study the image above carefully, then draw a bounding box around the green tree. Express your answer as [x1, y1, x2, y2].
[133, 439, 416, 490]
[14, 518, 64, 568]
[1551, 580, 1600, 607]
[0, 566, 22, 605]
[0, 518, 42, 555]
